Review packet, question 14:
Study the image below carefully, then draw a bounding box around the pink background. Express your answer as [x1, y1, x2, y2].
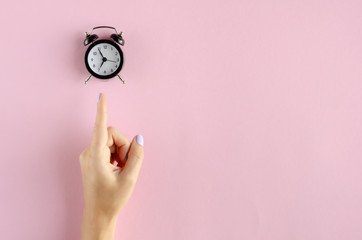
[1, 0, 362, 239]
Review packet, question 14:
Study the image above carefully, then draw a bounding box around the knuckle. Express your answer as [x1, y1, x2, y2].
[133, 149, 144, 161]
[107, 126, 116, 132]
[79, 147, 91, 163]
[79, 150, 86, 162]
[124, 174, 136, 186]
[133, 153, 143, 161]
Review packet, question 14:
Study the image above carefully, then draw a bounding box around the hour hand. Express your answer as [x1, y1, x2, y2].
[98, 48, 104, 58]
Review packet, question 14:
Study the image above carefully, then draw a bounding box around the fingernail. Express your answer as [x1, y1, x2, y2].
[136, 134, 144, 146]
[97, 93, 101, 102]
[112, 160, 118, 166]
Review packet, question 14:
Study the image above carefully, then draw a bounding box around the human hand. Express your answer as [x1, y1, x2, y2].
[79, 93, 144, 239]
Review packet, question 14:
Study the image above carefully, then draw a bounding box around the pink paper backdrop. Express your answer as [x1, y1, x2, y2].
[0, 0, 361, 239]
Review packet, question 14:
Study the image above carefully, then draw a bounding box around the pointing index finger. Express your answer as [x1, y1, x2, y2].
[91, 93, 108, 147]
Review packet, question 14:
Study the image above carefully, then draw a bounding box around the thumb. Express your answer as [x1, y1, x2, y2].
[121, 134, 144, 179]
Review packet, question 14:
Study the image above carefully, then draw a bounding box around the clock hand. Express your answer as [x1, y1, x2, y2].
[107, 60, 116, 63]
[98, 48, 104, 58]
[98, 61, 105, 72]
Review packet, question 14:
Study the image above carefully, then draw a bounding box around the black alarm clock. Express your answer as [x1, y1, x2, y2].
[83, 26, 125, 84]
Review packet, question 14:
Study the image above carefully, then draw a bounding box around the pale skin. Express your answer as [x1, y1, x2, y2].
[79, 93, 144, 240]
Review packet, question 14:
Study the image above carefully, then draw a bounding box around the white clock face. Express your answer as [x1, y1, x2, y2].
[87, 43, 121, 76]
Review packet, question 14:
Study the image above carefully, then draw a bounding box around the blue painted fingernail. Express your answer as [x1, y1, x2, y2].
[97, 93, 101, 102]
[136, 134, 144, 146]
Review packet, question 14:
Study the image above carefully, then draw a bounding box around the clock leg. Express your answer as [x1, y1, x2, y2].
[117, 74, 125, 84]
[85, 74, 92, 84]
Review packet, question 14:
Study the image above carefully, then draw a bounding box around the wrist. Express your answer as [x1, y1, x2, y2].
[81, 206, 118, 240]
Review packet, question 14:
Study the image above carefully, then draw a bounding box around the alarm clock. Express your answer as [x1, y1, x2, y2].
[83, 26, 125, 84]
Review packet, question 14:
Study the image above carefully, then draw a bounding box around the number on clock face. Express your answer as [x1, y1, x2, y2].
[87, 43, 121, 76]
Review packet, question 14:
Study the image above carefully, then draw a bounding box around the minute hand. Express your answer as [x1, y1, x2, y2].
[98, 61, 104, 72]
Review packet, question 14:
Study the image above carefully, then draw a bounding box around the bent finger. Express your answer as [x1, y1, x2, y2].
[107, 126, 130, 164]
[121, 134, 144, 179]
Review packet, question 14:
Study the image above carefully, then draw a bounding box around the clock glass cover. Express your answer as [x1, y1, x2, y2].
[85, 39, 123, 79]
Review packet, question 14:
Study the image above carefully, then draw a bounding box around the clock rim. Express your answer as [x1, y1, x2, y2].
[84, 39, 124, 79]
